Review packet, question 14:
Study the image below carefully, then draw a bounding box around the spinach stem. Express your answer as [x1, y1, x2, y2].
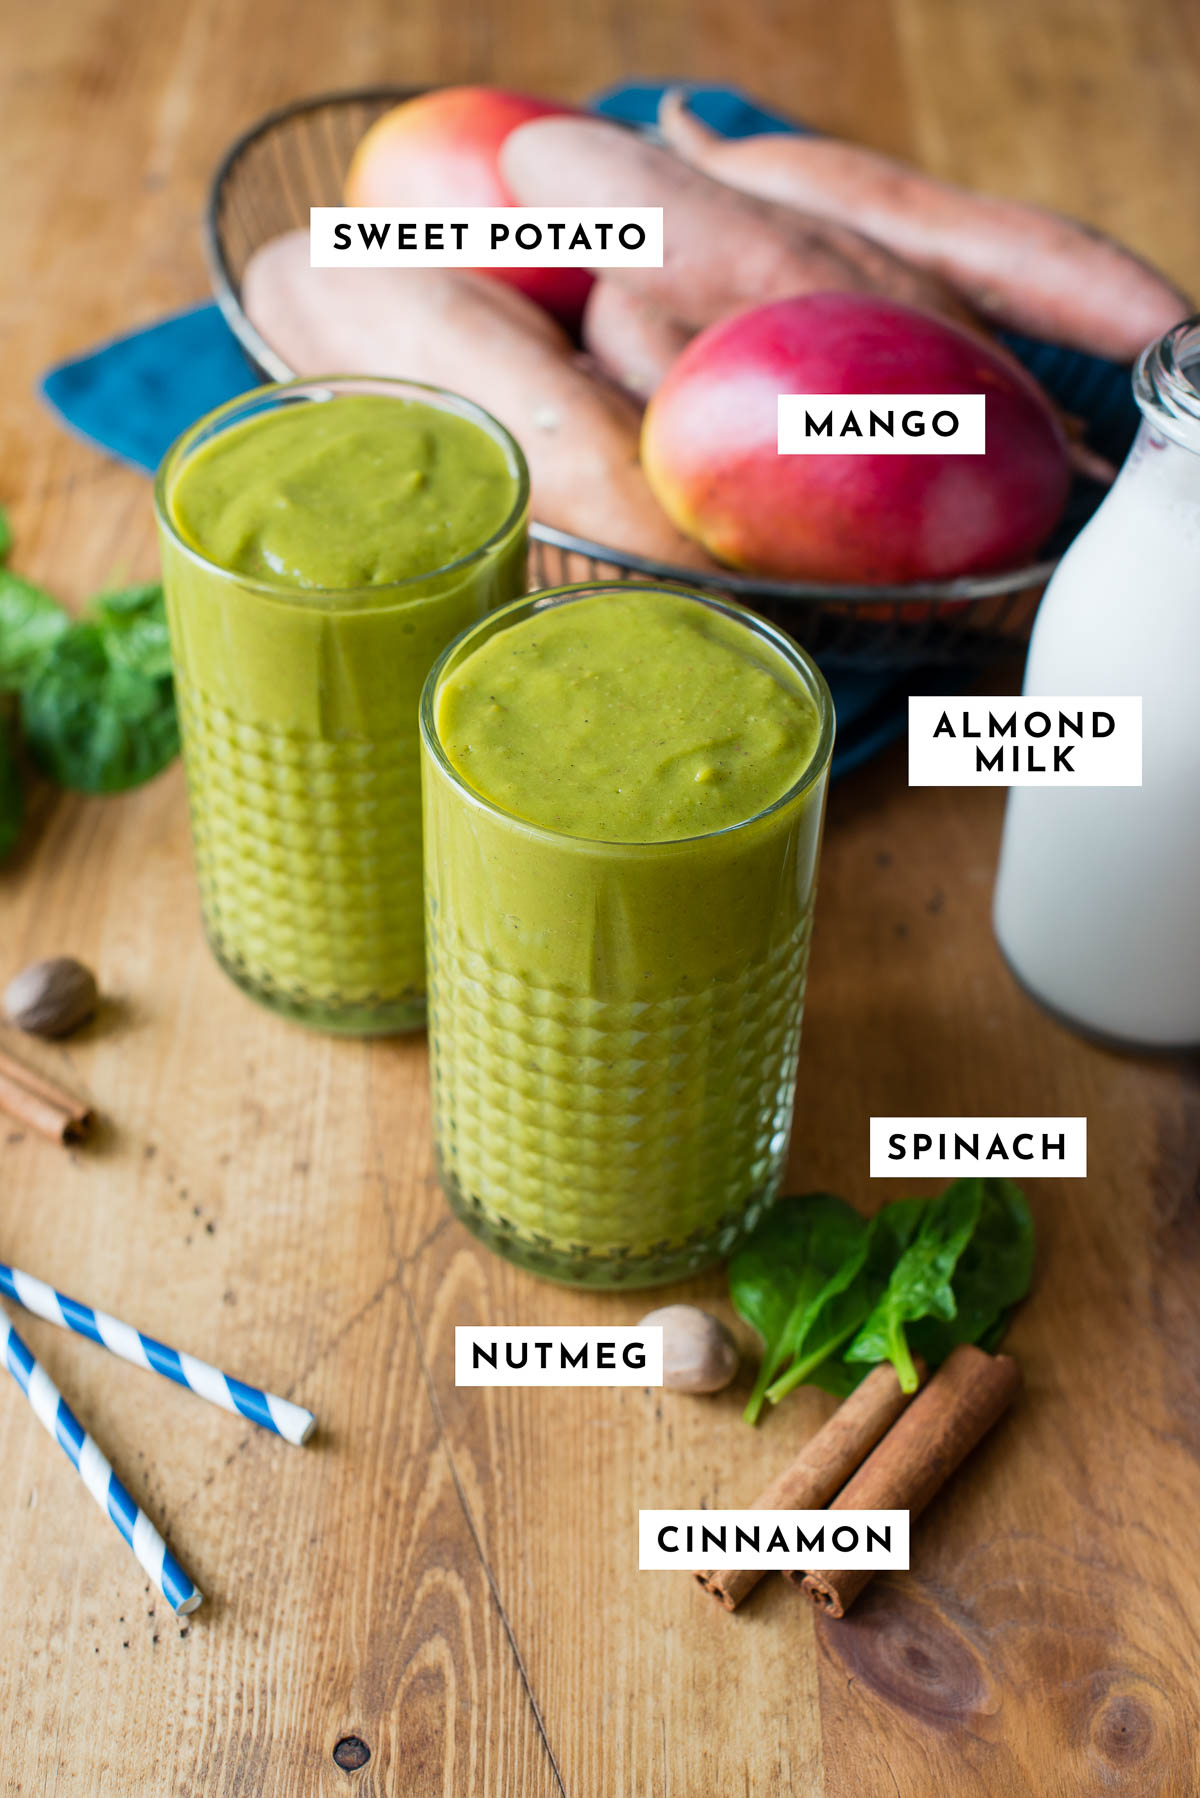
[890, 1327, 919, 1393]
[742, 1356, 781, 1425]
[764, 1316, 864, 1405]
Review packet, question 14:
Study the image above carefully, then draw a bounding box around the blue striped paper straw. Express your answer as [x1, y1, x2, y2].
[1, 1308, 202, 1614]
[0, 1264, 314, 1447]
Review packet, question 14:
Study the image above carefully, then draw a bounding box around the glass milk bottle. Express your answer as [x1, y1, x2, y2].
[993, 317, 1200, 1048]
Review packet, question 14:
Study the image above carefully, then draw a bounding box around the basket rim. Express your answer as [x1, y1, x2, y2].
[204, 83, 1062, 612]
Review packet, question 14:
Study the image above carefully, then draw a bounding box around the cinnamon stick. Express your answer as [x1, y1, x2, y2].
[697, 1359, 925, 1611]
[791, 1343, 1021, 1618]
[0, 1044, 93, 1144]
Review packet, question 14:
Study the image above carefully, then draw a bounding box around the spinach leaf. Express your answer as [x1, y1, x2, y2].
[845, 1178, 984, 1392]
[764, 1197, 924, 1406]
[0, 505, 12, 563]
[90, 583, 174, 680]
[23, 620, 179, 794]
[0, 509, 177, 799]
[0, 568, 69, 691]
[909, 1179, 1035, 1365]
[804, 1358, 869, 1399]
[730, 1193, 868, 1423]
[0, 703, 22, 861]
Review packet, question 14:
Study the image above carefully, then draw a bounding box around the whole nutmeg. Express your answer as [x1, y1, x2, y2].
[3, 957, 99, 1038]
[639, 1304, 739, 1394]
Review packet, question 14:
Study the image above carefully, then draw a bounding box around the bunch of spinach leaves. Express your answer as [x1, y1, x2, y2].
[0, 508, 178, 857]
[729, 1178, 1034, 1423]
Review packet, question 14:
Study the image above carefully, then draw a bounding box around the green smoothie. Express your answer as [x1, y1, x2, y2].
[155, 380, 528, 1033]
[435, 591, 820, 840]
[421, 587, 834, 1287]
[170, 394, 516, 589]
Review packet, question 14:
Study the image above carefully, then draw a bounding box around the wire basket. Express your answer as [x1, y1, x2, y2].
[206, 86, 1094, 668]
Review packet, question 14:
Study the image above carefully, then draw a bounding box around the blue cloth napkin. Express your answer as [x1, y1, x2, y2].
[42, 303, 258, 475]
[39, 82, 1140, 779]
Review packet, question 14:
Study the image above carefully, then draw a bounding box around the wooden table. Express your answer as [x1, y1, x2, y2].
[3, 2, 1200, 1792]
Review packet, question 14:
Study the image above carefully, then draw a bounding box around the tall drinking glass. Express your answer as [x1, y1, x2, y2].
[420, 584, 835, 1288]
[154, 377, 528, 1034]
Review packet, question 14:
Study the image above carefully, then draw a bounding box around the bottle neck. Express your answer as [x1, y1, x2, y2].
[1134, 315, 1200, 456]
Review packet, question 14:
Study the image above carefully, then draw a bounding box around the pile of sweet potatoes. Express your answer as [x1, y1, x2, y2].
[243, 85, 1188, 584]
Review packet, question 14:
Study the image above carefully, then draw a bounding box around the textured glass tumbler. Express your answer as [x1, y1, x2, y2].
[420, 585, 835, 1288]
[154, 377, 528, 1035]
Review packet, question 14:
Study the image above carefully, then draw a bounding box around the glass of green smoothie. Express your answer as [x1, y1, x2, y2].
[420, 584, 835, 1288]
[155, 377, 529, 1034]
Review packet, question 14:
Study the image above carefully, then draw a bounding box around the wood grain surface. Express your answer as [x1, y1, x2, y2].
[3, 1, 1200, 1793]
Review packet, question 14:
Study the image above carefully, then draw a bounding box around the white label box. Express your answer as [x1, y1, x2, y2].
[778, 394, 985, 455]
[908, 696, 1142, 787]
[455, 1326, 663, 1387]
[870, 1116, 1087, 1177]
[639, 1509, 910, 1570]
[311, 207, 663, 268]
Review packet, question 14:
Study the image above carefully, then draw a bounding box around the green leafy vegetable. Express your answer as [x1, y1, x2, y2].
[0, 568, 69, 691]
[763, 1198, 924, 1407]
[90, 583, 174, 680]
[729, 1178, 1035, 1422]
[22, 582, 178, 794]
[803, 1358, 868, 1400]
[0, 505, 12, 563]
[909, 1179, 1035, 1366]
[845, 1179, 984, 1392]
[0, 518, 178, 816]
[729, 1193, 869, 1423]
[23, 607, 178, 794]
[0, 703, 23, 861]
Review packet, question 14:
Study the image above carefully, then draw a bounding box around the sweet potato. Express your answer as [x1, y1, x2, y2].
[498, 115, 973, 332]
[344, 86, 593, 326]
[658, 90, 1189, 361]
[582, 280, 692, 397]
[241, 231, 719, 570]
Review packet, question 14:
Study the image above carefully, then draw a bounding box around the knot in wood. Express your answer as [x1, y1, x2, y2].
[333, 1736, 371, 1772]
